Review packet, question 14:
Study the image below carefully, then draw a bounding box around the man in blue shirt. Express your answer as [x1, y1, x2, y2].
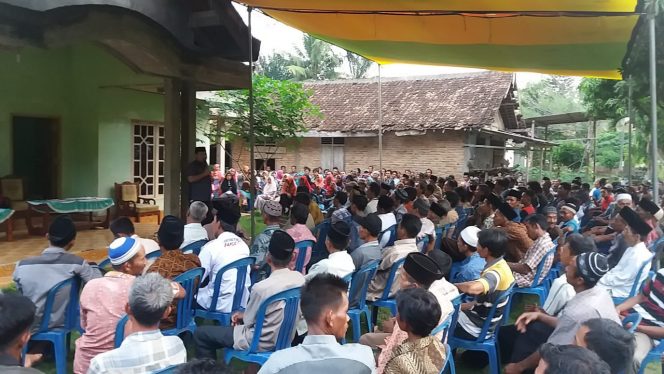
[449, 226, 486, 283]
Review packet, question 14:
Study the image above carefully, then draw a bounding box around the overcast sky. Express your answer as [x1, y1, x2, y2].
[234, 4, 550, 87]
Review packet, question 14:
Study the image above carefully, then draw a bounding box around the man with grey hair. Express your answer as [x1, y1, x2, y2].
[181, 201, 210, 250]
[87, 273, 187, 373]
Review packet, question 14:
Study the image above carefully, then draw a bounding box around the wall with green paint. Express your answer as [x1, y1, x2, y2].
[0, 44, 163, 198]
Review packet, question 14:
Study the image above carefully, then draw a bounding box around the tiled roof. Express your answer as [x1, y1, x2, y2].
[303, 71, 516, 133]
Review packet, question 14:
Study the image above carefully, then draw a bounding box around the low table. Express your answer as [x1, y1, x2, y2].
[26, 198, 114, 236]
[0, 209, 14, 241]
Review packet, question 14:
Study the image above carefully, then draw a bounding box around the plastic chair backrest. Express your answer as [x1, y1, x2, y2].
[209, 257, 255, 313]
[622, 312, 643, 333]
[348, 260, 380, 309]
[181, 239, 209, 255]
[450, 216, 468, 241]
[98, 258, 111, 270]
[529, 246, 557, 287]
[342, 273, 353, 284]
[294, 240, 315, 273]
[431, 293, 463, 342]
[417, 236, 430, 253]
[311, 220, 330, 263]
[146, 250, 162, 260]
[434, 226, 443, 250]
[246, 287, 302, 354]
[379, 224, 397, 248]
[36, 277, 81, 333]
[172, 267, 205, 329]
[474, 285, 514, 342]
[629, 254, 655, 298]
[152, 365, 180, 373]
[379, 257, 407, 300]
[114, 314, 129, 348]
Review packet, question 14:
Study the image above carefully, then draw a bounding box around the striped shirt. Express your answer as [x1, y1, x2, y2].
[632, 269, 664, 327]
[87, 330, 186, 374]
[457, 257, 515, 337]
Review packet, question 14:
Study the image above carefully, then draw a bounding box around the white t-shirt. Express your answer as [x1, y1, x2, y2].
[181, 223, 209, 249]
[131, 234, 160, 255]
[542, 274, 575, 316]
[196, 231, 251, 312]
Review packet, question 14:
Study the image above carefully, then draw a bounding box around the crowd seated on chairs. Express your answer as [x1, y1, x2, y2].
[7, 166, 664, 374]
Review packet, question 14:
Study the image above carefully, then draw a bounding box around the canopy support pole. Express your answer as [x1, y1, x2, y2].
[248, 6, 256, 242]
[593, 120, 597, 179]
[378, 64, 383, 180]
[649, 10, 659, 202]
[628, 76, 633, 185]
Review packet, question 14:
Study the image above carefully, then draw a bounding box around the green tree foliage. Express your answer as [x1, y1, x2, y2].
[595, 131, 623, 169]
[552, 142, 586, 170]
[256, 53, 295, 80]
[202, 75, 320, 145]
[519, 76, 584, 119]
[287, 34, 342, 80]
[346, 51, 373, 79]
[578, 0, 664, 165]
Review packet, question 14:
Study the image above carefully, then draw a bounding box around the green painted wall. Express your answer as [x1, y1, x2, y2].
[0, 44, 163, 198]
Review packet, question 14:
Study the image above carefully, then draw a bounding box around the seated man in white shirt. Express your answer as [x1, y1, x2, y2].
[377, 196, 397, 248]
[196, 204, 251, 313]
[409, 197, 436, 252]
[598, 207, 653, 299]
[181, 201, 210, 251]
[259, 274, 375, 374]
[87, 273, 186, 374]
[306, 221, 355, 280]
[110, 216, 160, 256]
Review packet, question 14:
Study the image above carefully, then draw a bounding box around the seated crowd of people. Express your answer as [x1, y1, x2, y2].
[3, 167, 664, 374]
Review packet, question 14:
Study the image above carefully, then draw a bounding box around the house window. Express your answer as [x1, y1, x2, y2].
[320, 137, 345, 170]
[132, 122, 165, 197]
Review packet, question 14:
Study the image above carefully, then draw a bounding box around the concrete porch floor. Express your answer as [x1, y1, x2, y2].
[0, 216, 160, 287]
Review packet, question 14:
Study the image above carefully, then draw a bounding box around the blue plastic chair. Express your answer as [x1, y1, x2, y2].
[181, 239, 209, 255]
[378, 224, 397, 249]
[98, 257, 111, 269]
[513, 246, 557, 306]
[638, 339, 664, 374]
[448, 286, 514, 374]
[613, 254, 654, 305]
[147, 250, 162, 260]
[294, 240, 315, 273]
[114, 314, 129, 348]
[417, 235, 431, 253]
[342, 272, 353, 284]
[309, 220, 331, 267]
[347, 260, 380, 342]
[449, 216, 468, 241]
[431, 294, 463, 344]
[223, 287, 302, 366]
[622, 312, 643, 333]
[153, 365, 181, 373]
[439, 343, 456, 374]
[163, 267, 205, 337]
[195, 257, 255, 326]
[24, 277, 81, 374]
[370, 257, 407, 324]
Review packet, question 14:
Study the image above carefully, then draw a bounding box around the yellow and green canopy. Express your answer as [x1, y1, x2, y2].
[238, 0, 644, 79]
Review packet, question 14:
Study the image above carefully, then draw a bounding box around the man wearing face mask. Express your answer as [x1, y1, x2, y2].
[258, 274, 375, 374]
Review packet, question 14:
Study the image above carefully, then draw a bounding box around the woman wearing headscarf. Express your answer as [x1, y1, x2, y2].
[220, 171, 237, 195]
[299, 175, 314, 193]
[281, 175, 297, 198]
[255, 176, 278, 212]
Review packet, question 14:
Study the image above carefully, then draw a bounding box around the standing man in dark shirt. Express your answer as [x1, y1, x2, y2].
[186, 147, 212, 204]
